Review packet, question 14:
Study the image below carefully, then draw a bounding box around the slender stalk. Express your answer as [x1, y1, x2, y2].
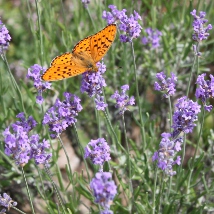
[86, 7, 96, 31]
[152, 165, 158, 214]
[73, 124, 91, 181]
[21, 167, 35, 214]
[35, 0, 44, 66]
[167, 97, 173, 198]
[130, 41, 146, 150]
[12, 207, 27, 214]
[44, 165, 66, 214]
[122, 114, 133, 213]
[104, 110, 127, 153]
[94, 98, 101, 138]
[186, 43, 198, 97]
[193, 106, 205, 162]
[2, 54, 25, 113]
[57, 134, 73, 176]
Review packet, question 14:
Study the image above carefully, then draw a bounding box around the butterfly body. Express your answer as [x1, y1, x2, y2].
[42, 24, 117, 81]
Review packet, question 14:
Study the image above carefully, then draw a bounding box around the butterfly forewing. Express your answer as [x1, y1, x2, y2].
[90, 24, 117, 63]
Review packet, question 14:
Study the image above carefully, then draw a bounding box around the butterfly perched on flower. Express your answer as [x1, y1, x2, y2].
[42, 24, 117, 81]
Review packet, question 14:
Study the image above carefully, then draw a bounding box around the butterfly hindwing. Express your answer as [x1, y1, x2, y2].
[42, 64, 87, 81]
[51, 52, 73, 66]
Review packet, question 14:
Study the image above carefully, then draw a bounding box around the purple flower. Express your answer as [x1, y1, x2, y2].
[81, 62, 107, 97]
[111, 85, 135, 114]
[152, 133, 183, 176]
[27, 64, 52, 104]
[171, 96, 201, 137]
[90, 172, 117, 210]
[30, 137, 52, 166]
[103, 5, 142, 42]
[84, 138, 111, 167]
[190, 9, 212, 42]
[142, 28, 162, 49]
[43, 92, 82, 138]
[3, 113, 51, 166]
[81, 0, 90, 7]
[193, 44, 202, 56]
[0, 193, 17, 209]
[15, 112, 37, 132]
[0, 20, 11, 54]
[154, 72, 177, 98]
[195, 73, 214, 112]
[100, 210, 113, 214]
[95, 95, 108, 111]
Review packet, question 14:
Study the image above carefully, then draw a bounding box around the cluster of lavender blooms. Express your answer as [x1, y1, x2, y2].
[153, 70, 201, 175]
[3, 113, 51, 166]
[81, 62, 108, 111]
[0, 193, 17, 213]
[142, 28, 162, 49]
[195, 73, 214, 112]
[0, 19, 11, 54]
[43, 92, 82, 138]
[84, 138, 117, 213]
[84, 138, 111, 170]
[111, 85, 135, 115]
[190, 9, 212, 42]
[90, 172, 117, 214]
[154, 72, 177, 98]
[27, 64, 51, 105]
[102, 5, 142, 42]
[152, 133, 182, 176]
[171, 96, 201, 138]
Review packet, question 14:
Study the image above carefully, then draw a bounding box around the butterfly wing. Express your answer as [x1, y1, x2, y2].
[90, 24, 117, 63]
[50, 52, 73, 65]
[42, 64, 87, 81]
[72, 34, 93, 56]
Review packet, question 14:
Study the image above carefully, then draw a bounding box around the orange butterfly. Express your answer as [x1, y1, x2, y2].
[42, 24, 117, 81]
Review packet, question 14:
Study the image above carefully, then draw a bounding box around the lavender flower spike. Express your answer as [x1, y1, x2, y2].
[172, 96, 201, 138]
[154, 71, 177, 98]
[27, 64, 51, 104]
[90, 172, 117, 212]
[190, 9, 212, 42]
[102, 5, 142, 42]
[195, 73, 214, 112]
[0, 19, 11, 54]
[84, 138, 111, 168]
[111, 84, 135, 115]
[0, 193, 17, 209]
[81, 62, 107, 97]
[142, 28, 162, 49]
[152, 133, 183, 176]
[43, 92, 82, 138]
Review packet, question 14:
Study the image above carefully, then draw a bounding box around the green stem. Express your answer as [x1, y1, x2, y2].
[44, 165, 66, 214]
[35, 0, 44, 65]
[21, 167, 35, 214]
[73, 124, 91, 181]
[122, 114, 133, 213]
[193, 105, 205, 162]
[57, 134, 73, 179]
[104, 110, 126, 153]
[186, 43, 198, 97]
[152, 165, 158, 214]
[130, 41, 146, 150]
[12, 206, 28, 214]
[2, 54, 25, 113]
[86, 7, 96, 31]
